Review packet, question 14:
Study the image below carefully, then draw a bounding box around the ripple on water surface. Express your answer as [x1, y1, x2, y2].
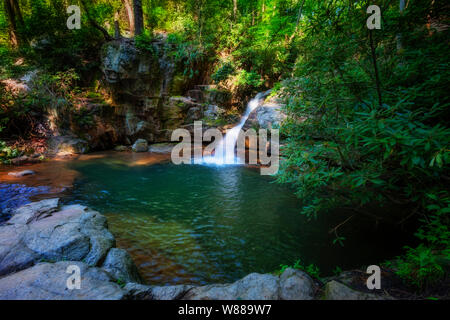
[64, 155, 409, 285]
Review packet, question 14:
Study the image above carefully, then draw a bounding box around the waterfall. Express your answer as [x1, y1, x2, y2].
[203, 91, 267, 165]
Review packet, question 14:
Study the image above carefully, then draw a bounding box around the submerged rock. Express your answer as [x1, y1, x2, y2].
[0, 184, 52, 223]
[7, 170, 35, 178]
[132, 139, 148, 152]
[114, 145, 128, 152]
[10, 156, 41, 165]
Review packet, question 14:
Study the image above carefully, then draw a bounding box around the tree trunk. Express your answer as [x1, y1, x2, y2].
[289, 0, 305, 42]
[369, 30, 383, 107]
[11, 0, 23, 26]
[397, 0, 405, 51]
[4, 0, 19, 47]
[233, 0, 237, 21]
[114, 11, 121, 38]
[133, 0, 144, 36]
[122, 0, 135, 35]
[80, 0, 113, 41]
[197, 0, 204, 39]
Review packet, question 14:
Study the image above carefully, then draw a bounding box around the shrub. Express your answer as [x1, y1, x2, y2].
[211, 62, 234, 83]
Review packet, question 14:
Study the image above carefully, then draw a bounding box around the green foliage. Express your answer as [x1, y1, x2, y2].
[235, 70, 263, 88]
[166, 34, 209, 79]
[135, 32, 157, 55]
[333, 266, 343, 276]
[276, 0, 450, 289]
[211, 62, 234, 83]
[72, 107, 94, 128]
[278, 259, 321, 280]
[0, 69, 79, 139]
[386, 244, 445, 290]
[0, 0, 448, 294]
[0, 139, 20, 163]
[386, 193, 449, 289]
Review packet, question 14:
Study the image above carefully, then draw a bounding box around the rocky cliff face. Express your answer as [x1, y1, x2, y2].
[60, 38, 231, 151]
[38, 38, 232, 154]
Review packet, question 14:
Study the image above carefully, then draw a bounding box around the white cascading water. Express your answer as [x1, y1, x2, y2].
[203, 92, 266, 165]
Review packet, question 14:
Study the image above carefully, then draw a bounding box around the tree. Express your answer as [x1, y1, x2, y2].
[397, 0, 405, 50]
[80, 0, 113, 41]
[122, 0, 134, 35]
[3, 0, 23, 47]
[133, 0, 143, 36]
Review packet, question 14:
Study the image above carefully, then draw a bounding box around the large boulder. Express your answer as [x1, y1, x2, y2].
[184, 273, 280, 300]
[184, 269, 316, 300]
[245, 102, 286, 130]
[279, 268, 316, 300]
[0, 200, 115, 276]
[124, 268, 317, 301]
[132, 139, 148, 152]
[102, 248, 142, 284]
[0, 261, 125, 300]
[322, 280, 389, 300]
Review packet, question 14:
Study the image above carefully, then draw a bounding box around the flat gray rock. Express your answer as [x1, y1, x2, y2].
[0, 261, 125, 300]
[0, 200, 115, 276]
[9, 198, 59, 225]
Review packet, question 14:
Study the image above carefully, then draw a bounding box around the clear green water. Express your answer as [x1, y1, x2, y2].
[66, 155, 407, 285]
